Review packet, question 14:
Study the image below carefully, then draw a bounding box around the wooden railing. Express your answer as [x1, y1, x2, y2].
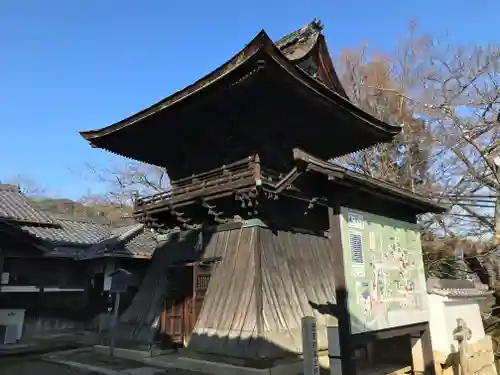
[135, 155, 259, 210]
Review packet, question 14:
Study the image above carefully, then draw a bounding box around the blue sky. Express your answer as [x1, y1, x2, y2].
[0, 0, 497, 199]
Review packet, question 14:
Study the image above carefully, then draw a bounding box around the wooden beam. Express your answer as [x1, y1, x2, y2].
[328, 204, 356, 375]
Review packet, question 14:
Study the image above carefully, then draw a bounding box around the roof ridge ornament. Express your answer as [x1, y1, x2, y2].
[310, 19, 323, 32]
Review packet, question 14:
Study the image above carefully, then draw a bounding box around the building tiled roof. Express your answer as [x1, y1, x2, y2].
[0, 184, 157, 258]
[427, 278, 492, 299]
[0, 184, 55, 224]
[19, 216, 158, 259]
[77, 224, 158, 259]
[20, 214, 112, 247]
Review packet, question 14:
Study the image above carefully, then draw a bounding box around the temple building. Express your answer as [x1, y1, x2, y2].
[80, 20, 446, 375]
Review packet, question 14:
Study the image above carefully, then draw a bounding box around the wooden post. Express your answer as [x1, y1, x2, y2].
[302, 316, 320, 375]
[420, 324, 437, 375]
[0, 248, 4, 276]
[0, 248, 4, 296]
[453, 318, 472, 375]
[411, 336, 425, 374]
[109, 292, 121, 357]
[328, 205, 356, 375]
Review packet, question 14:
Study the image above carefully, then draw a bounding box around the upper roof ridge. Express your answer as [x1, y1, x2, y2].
[275, 19, 323, 50]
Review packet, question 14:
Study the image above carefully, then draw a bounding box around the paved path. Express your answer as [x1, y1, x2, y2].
[0, 356, 99, 375]
[44, 349, 206, 375]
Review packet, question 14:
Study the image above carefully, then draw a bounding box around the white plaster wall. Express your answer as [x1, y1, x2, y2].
[443, 300, 485, 352]
[428, 293, 486, 355]
[0, 309, 25, 340]
[428, 294, 448, 353]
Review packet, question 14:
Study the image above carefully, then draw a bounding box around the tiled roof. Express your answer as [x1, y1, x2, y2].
[427, 278, 492, 299]
[20, 214, 112, 247]
[0, 184, 55, 224]
[77, 224, 158, 259]
[20, 218, 158, 259]
[0, 183, 157, 259]
[430, 288, 492, 298]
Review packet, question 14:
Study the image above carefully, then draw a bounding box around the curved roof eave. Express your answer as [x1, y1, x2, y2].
[79, 30, 271, 141]
[80, 29, 401, 143]
[259, 34, 401, 136]
[315, 35, 349, 99]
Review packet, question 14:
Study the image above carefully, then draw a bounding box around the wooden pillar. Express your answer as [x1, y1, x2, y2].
[411, 335, 425, 374]
[0, 248, 3, 271]
[328, 205, 356, 375]
[0, 248, 4, 279]
[420, 323, 437, 375]
[0, 248, 4, 307]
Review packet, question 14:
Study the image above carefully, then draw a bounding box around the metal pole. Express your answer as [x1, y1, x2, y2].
[109, 292, 121, 357]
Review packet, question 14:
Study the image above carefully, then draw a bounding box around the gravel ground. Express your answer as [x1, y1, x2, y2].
[0, 357, 99, 375]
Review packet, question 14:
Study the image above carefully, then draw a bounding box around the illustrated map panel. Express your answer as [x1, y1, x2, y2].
[339, 207, 429, 334]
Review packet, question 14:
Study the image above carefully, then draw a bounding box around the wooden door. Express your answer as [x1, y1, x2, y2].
[190, 263, 214, 336]
[161, 266, 193, 346]
[164, 297, 184, 345]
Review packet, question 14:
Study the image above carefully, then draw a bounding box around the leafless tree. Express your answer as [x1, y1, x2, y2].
[339, 22, 500, 240]
[337, 22, 500, 297]
[84, 159, 170, 206]
[337, 34, 437, 198]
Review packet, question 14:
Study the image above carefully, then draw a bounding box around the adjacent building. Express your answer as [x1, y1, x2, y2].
[0, 184, 156, 341]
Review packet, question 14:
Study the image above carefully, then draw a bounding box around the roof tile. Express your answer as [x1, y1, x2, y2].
[77, 224, 158, 259]
[0, 184, 55, 224]
[21, 215, 111, 246]
[427, 277, 492, 298]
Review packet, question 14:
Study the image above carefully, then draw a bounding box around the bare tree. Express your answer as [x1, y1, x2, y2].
[339, 22, 500, 240]
[337, 35, 437, 198]
[335, 22, 500, 298]
[83, 159, 170, 206]
[416, 39, 500, 240]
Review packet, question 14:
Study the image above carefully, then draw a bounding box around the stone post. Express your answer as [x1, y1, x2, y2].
[302, 316, 320, 375]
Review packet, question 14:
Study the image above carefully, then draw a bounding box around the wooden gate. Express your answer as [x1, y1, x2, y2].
[160, 262, 216, 347]
[160, 266, 193, 346]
